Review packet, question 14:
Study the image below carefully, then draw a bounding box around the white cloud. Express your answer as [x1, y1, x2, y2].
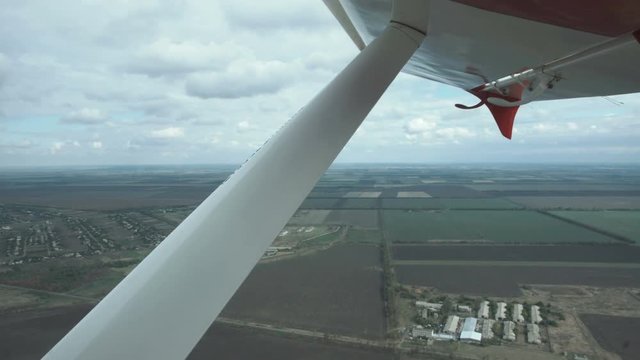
[150, 127, 184, 139]
[185, 59, 299, 99]
[236, 120, 255, 132]
[50, 141, 65, 154]
[125, 39, 249, 77]
[0, 53, 9, 87]
[60, 108, 106, 125]
[221, 1, 334, 30]
[436, 127, 476, 140]
[1, 0, 639, 166]
[404, 117, 438, 134]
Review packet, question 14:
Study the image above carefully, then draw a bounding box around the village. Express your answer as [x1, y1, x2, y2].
[407, 297, 552, 347]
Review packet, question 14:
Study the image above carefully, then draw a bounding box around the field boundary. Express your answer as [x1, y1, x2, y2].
[539, 210, 634, 244]
[390, 260, 640, 268]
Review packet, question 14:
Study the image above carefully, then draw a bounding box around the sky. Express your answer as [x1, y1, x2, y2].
[1, 0, 640, 167]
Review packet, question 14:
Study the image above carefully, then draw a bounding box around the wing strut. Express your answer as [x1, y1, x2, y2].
[44, 1, 428, 359]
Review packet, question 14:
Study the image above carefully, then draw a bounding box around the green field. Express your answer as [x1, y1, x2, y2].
[550, 211, 640, 244]
[380, 198, 520, 210]
[337, 198, 378, 209]
[382, 210, 617, 244]
[344, 228, 383, 244]
[299, 198, 340, 209]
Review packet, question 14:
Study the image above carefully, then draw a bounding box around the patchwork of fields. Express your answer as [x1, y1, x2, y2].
[0, 305, 392, 360]
[382, 210, 617, 244]
[395, 265, 640, 297]
[550, 211, 640, 244]
[222, 244, 386, 339]
[392, 244, 640, 263]
[580, 314, 640, 360]
[2, 164, 640, 359]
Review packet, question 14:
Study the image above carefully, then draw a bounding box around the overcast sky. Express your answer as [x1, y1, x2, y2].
[1, 0, 639, 167]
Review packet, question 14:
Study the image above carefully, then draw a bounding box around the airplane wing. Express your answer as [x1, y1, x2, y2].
[326, 0, 640, 138]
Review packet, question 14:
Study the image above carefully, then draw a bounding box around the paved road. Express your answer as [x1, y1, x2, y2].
[0, 283, 98, 302]
[216, 317, 392, 350]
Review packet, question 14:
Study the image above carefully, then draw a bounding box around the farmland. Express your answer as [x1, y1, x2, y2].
[189, 323, 394, 360]
[1, 163, 640, 359]
[509, 196, 640, 210]
[391, 244, 640, 263]
[334, 198, 379, 209]
[222, 244, 386, 339]
[0, 305, 393, 360]
[580, 314, 640, 360]
[324, 210, 379, 228]
[395, 264, 640, 297]
[550, 211, 640, 244]
[382, 210, 618, 244]
[344, 228, 383, 244]
[380, 198, 521, 210]
[0, 304, 94, 360]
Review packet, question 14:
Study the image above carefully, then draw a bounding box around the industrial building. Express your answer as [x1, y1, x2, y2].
[416, 301, 442, 311]
[482, 319, 495, 340]
[512, 303, 524, 323]
[431, 333, 455, 341]
[495, 302, 506, 320]
[531, 305, 542, 324]
[459, 317, 482, 343]
[527, 323, 541, 344]
[477, 301, 489, 319]
[444, 315, 460, 334]
[503, 321, 516, 341]
[412, 326, 432, 339]
[419, 308, 429, 320]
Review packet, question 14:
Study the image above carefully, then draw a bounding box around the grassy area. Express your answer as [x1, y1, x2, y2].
[276, 225, 335, 244]
[300, 229, 341, 247]
[338, 198, 378, 209]
[382, 210, 616, 244]
[344, 228, 383, 244]
[68, 268, 125, 298]
[0, 259, 108, 293]
[549, 211, 640, 244]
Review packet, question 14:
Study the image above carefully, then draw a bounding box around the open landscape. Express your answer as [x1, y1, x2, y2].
[1, 164, 640, 359]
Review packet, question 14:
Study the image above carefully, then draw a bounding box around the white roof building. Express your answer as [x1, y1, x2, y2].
[419, 308, 429, 319]
[459, 317, 482, 342]
[503, 321, 516, 341]
[527, 323, 541, 344]
[531, 305, 542, 324]
[495, 302, 506, 320]
[477, 301, 489, 319]
[444, 315, 460, 334]
[457, 305, 472, 313]
[512, 303, 524, 323]
[431, 333, 455, 341]
[481, 319, 495, 340]
[416, 301, 442, 311]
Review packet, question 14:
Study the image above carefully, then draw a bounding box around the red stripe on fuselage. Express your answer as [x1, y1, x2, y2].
[454, 0, 640, 37]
